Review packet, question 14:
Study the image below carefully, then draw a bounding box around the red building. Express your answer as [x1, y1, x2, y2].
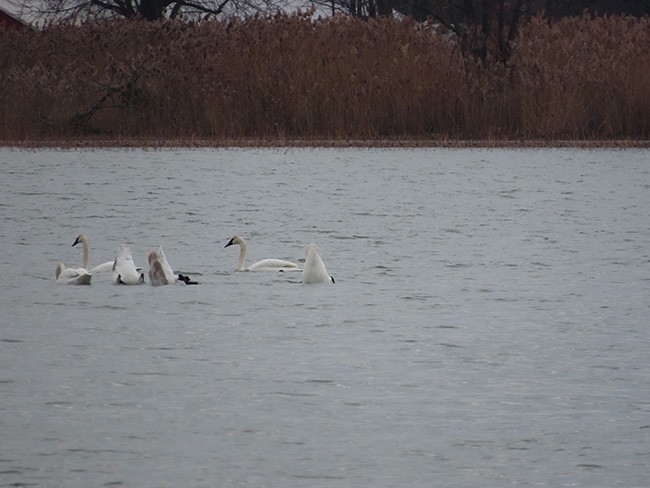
[0, 4, 29, 30]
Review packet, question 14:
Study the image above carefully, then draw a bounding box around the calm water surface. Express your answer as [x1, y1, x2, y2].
[1, 147, 649, 487]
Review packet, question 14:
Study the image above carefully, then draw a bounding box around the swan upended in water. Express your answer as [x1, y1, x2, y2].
[225, 235, 299, 272]
[148, 246, 176, 286]
[112, 245, 145, 285]
[55, 262, 92, 285]
[71, 234, 114, 274]
[148, 247, 198, 286]
[302, 243, 334, 284]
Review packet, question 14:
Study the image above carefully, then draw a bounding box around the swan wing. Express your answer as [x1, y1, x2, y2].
[157, 246, 176, 283]
[56, 265, 92, 285]
[248, 258, 300, 272]
[89, 261, 114, 274]
[148, 252, 169, 285]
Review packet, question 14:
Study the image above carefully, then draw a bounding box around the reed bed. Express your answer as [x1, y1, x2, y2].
[1, 13, 649, 143]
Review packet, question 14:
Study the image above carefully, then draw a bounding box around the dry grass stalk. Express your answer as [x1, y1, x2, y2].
[1, 13, 648, 143]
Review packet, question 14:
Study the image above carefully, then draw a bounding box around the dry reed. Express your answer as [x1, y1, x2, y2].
[1, 13, 649, 143]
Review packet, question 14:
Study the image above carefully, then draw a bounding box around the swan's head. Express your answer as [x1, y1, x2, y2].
[148, 251, 158, 266]
[72, 234, 88, 247]
[55, 262, 64, 279]
[225, 235, 244, 248]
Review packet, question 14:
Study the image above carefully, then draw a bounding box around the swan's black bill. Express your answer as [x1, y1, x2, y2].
[225, 238, 235, 248]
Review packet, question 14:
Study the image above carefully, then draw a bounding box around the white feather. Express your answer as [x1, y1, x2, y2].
[302, 243, 334, 284]
[55, 262, 92, 285]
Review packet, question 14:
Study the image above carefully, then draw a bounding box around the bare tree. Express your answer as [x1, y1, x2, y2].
[21, 0, 302, 21]
[325, 0, 392, 18]
[311, 0, 649, 62]
[309, 0, 529, 62]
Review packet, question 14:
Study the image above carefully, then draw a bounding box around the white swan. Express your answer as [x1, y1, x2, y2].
[55, 262, 92, 285]
[225, 235, 299, 272]
[148, 246, 177, 286]
[111, 245, 145, 285]
[302, 243, 335, 284]
[71, 234, 114, 274]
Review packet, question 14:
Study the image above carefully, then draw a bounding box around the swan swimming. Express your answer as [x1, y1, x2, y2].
[55, 262, 92, 285]
[302, 243, 335, 284]
[71, 234, 114, 274]
[112, 245, 145, 285]
[147, 246, 196, 285]
[225, 235, 299, 272]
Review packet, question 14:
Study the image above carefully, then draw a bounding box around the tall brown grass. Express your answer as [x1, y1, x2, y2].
[1, 12, 649, 143]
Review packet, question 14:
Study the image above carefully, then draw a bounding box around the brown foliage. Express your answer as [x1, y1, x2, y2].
[1, 13, 649, 142]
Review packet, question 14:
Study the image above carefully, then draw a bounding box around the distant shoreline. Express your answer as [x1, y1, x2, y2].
[2, 139, 650, 149]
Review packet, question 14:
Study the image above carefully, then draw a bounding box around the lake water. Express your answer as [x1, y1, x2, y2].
[1, 147, 649, 487]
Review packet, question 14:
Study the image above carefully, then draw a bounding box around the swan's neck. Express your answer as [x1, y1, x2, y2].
[82, 240, 90, 270]
[236, 241, 247, 272]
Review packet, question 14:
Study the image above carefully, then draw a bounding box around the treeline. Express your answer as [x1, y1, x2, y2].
[1, 13, 649, 143]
